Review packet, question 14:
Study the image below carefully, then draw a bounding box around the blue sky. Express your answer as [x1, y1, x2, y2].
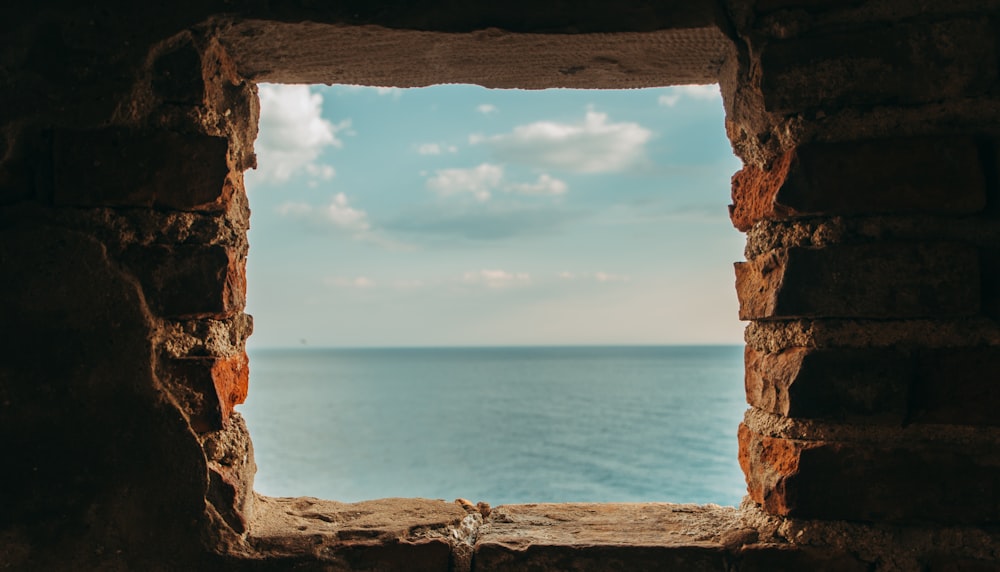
[244, 84, 745, 348]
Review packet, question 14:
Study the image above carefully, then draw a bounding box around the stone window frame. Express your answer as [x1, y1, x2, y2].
[208, 20, 779, 568]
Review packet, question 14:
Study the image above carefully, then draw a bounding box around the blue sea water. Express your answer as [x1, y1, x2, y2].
[240, 345, 748, 506]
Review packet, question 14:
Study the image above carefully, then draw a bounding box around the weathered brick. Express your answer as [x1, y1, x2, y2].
[753, 0, 861, 13]
[730, 137, 986, 231]
[738, 424, 1000, 523]
[474, 504, 730, 572]
[983, 248, 1000, 320]
[759, 19, 997, 113]
[911, 347, 1000, 426]
[159, 353, 249, 433]
[124, 244, 245, 318]
[151, 39, 205, 105]
[737, 544, 870, 572]
[735, 243, 980, 320]
[53, 128, 231, 211]
[744, 346, 910, 422]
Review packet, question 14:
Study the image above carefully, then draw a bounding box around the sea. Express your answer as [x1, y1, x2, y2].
[240, 345, 748, 507]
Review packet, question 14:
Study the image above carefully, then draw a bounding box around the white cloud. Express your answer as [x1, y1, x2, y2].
[473, 109, 652, 173]
[477, 104, 498, 114]
[425, 165, 569, 201]
[658, 84, 721, 107]
[325, 276, 376, 288]
[276, 192, 371, 234]
[595, 271, 631, 283]
[426, 163, 503, 202]
[376, 87, 404, 98]
[558, 271, 576, 280]
[305, 163, 336, 180]
[276, 202, 312, 217]
[506, 173, 567, 196]
[322, 192, 370, 232]
[416, 143, 458, 155]
[463, 269, 531, 288]
[253, 84, 350, 183]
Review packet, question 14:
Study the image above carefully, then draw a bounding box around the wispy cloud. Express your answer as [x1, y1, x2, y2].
[416, 142, 458, 155]
[277, 192, 371, 234]
[471, 108, 652, 173]
[252, 84, 350, 183]
[324, 276, 376, 288]
[555, 271, 631, 283]
[506, 174, 568, 196]
[477, 103, 498, 114]
[386, 202, 582, 241]
[426, 163, 503, 202]
[425, 163, 567, 202]
[463, 269, 531, 288]
[657, 84, 721, 107]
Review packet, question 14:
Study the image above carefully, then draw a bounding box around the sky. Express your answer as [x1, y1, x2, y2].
[244, 84, 745, 348]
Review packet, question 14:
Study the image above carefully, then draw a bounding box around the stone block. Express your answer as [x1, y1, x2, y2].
[744, 346, 910, 422]
[735, 243, 980, 320]
[124, 244, 245, 318]
[151, 39, 205, 105]
[911, 347, 1000, 426]
[53, 128, 231, 211]
[738, 424, 1000, 523]
[159, 353, 249, 432]
[737, 544, 870, 572]
[759, 19, 996, 113]
[729, 137, 986, 231]
[982, 248, 1000, 320]
[474, 503, 731, 571]
[753, 0, 861, 12]
[250, 496, 464, 571]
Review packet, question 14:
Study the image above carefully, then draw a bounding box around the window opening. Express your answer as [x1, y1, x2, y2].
[240, 84, 746, 506]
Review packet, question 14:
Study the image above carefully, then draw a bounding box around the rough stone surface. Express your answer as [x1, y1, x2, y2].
[124, 244, 246, 318]
[53, 128, 232, 211]
[4, 0, 1000, 568]
[730, 137, 987, 230]
[739, 418, 1000, 524]
[744, 346, 910, 422]
[758, 18, 997, 113]
[474, 503, 732, 571]
[735, 243, 980, 320]
[218, 22, 731, 88]
[244, 496, 467, 570]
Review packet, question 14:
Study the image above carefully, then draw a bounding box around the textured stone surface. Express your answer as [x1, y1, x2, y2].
[219, 22, 730, 87]
[124, 244, 246, 318]
[744, 346, 910, 422]
[474, 503, 736, 571]
[246, 496, 467, 570]
[53, 128, 232, 211]
[4, 0, 1000, 568]
[738, 422, 1000, 523]
[758, 18, 997, 112]
[911, 347, 1000, 426]
[735, 243, 980, 320]
[730, 137, 986, 230]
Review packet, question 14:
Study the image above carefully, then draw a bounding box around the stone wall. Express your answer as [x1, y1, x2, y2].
[1, 0, 998, 570]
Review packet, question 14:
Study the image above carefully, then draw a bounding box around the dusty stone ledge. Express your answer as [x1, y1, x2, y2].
[243, 495, 468, 571]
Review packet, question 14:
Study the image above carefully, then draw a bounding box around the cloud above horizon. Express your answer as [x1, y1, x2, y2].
[657, 84, 721, 107]
[463, 269, 531, 288]
[253, 84, 350, 183]
[277, 192, 371, 235]
[425, 163, 567, 202]
[471, 109, 652, 173]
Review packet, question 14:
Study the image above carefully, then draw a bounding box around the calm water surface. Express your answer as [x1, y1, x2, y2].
[240, 345, 747, 506]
